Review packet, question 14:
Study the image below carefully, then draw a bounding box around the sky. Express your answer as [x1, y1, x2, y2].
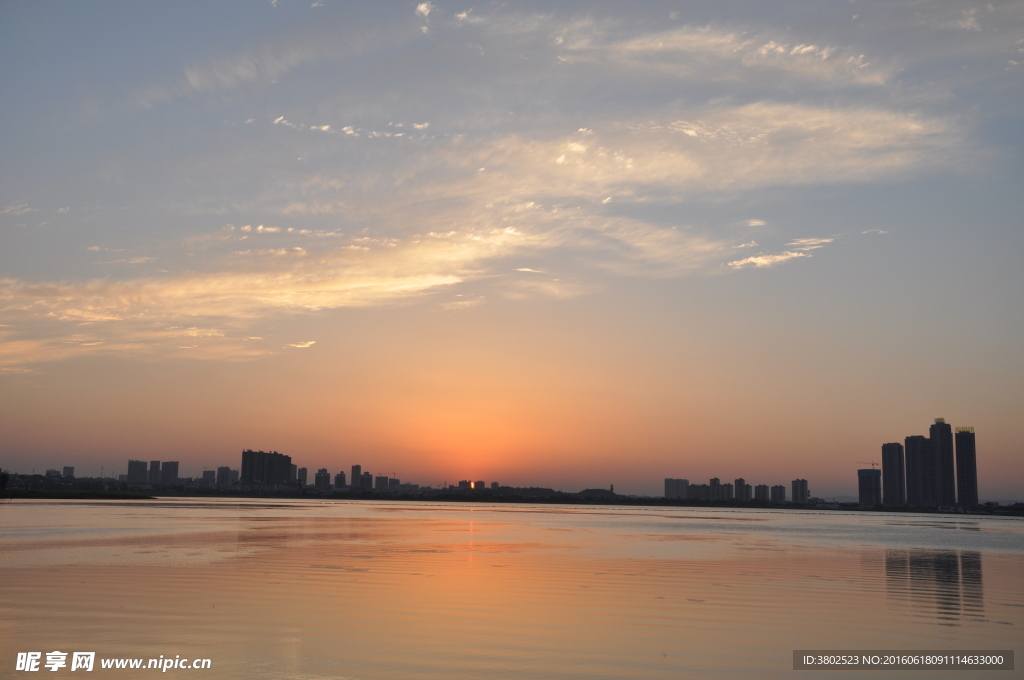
[1, 0, 1022, 499]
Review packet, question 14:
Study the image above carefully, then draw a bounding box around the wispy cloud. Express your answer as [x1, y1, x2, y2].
[787, 237, 833, 251]
[2, 202, 33, 216]
[560, 23, 888, 85]
[286, 340, 316, 348]
[727, 251, 810, 269]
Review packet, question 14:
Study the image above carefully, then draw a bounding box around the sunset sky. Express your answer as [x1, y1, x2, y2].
[2, 1, 1022, 498]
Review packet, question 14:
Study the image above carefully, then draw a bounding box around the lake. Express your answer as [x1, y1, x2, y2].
[1, 498, 1021, 678]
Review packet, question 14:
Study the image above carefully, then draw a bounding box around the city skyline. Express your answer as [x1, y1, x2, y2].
[2, 2, 1023, 499]
[6, 418, 1012, 503]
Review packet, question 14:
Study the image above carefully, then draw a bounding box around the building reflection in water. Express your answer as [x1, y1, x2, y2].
[883, 549, 984, 624]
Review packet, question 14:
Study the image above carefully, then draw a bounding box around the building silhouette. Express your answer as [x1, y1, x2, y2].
[664, 478, 688, 499]
[770, 485, 786, 504]
[791, 479, 809, 505]
[216, 466, 232, 488]
[240, 450, 292, 486]
[858, 468, 882, 507]
[297, 467, 307, 486]
[351, 465, 363, 491]
[734, 478, 751, 502]
[881, 442, 905, 506]
[149, 460, 161, 485]
[894, 419, 979, 508]
[930, 418, 956, 507]
[687, 483, 711, 500]
[127, 460, 148, 485]
[160, 461, 179, 486]
[754, 484, 769, 502]
[955, 427, 978, 509]
[314, 468, 331, 492]
[904, 435, 933, 507]
[334, 471, 347, 488]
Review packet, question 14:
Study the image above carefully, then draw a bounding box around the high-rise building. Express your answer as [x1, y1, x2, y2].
[297, 467, 307, 486]
[791, 479, 809, 505]
[734, 478, 751, 502]
[930, 418, 956, 507]
[361, 472, 372, 489]
[314, 468, 331, 492]
[351, 465, 362, 491]
[904, 435, 935, 507]
[688, 484, 711, 500]
[664, 478, 689, 499]
[881, 442, 906, 507]
[753, 484, 769, 502]
[955, 427, 978, 509]
[216, 466, 232, 488]
[289, 464, 297, 482]
[149, 460, 161, 485]
[160, 461, 179, 486]
[62, 466, 74, 478]
[709, 477, 722, 501]
[770, 485, 786, 504]
[240, 450, 292, 486]
[334, 471, 347, 488]
[128, 460, 149, 485]
[375, 475, 389, 491]
[858, 468, 882, 507]
[201, 470, 215, 487]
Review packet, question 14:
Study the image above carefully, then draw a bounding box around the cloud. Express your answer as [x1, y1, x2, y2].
[2, 202, 33, 216]
[787, 237, 833, 251]
[286, 340, 316, 348]
[185, 45, 320, 94]
[727, 251, 810, 269]
[439, 296, 485, 311]
[4, 6, 988, 369]
[950, 8, 982, 32]
[561, 23, 888, 85]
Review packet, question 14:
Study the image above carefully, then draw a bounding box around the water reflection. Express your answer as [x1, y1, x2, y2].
[884, 549, 984, 624]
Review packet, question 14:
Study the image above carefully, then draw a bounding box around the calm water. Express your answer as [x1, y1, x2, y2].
[1, 499, 1021, 679]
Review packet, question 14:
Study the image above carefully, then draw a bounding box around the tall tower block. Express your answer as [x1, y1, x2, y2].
[955, 427, 978, 509]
